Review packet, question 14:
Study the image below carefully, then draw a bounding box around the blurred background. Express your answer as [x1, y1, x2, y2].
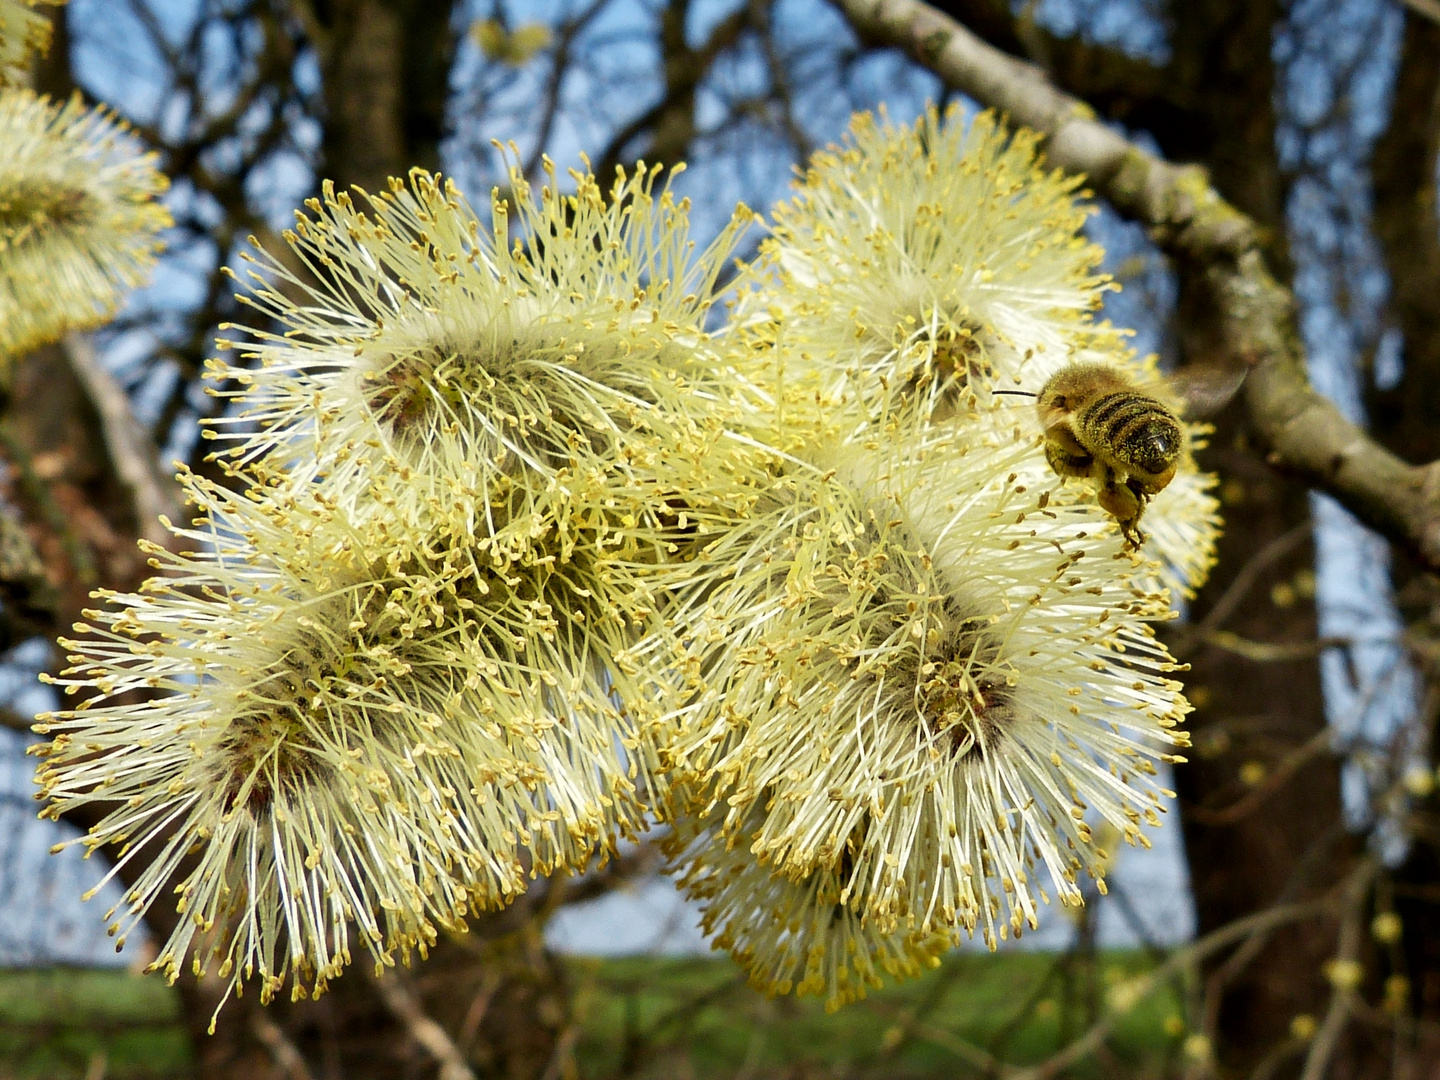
[2, 0, 1438, 1077]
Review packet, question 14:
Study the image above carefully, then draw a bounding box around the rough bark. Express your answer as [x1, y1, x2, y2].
[1370, 12, 1440, 1072]
[1157, 5, 1352, 1072]
[311, 0, 459, 194]
[1370, 13, 1440, 469]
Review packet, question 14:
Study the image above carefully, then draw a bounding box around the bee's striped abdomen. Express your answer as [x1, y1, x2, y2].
[1080, 391, 1183, 477]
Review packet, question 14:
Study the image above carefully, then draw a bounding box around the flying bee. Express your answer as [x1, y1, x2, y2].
[999, 361, 1246, 547]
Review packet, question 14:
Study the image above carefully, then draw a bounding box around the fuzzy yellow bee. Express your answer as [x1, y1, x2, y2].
[1005, 362, 1244, 546]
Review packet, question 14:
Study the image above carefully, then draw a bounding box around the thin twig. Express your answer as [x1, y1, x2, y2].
[456, 967, 503, 1054]
[250, 1009, 315, 1080]
[749, 0, 813, 158]
[61, 335, 181, 546]
[1185, 726, 1334, 826]
[900, 1016, 1007, 1073]
[1176, 523, 1311, 652]
[854, 959, 974, 1071]
[1200, 630, 1354, 664]
[1299, 859, 1379, 1080]
[538, 1022, 583, 1080]
[1186, 821, 1352, 1064]
[372, 970, 479, 1080]
[522, 0, 610, 180]
[1008, 895, 1341, 1080]
[1247, 1038, 1306, 1080]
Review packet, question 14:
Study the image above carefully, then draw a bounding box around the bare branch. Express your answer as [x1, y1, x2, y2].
[523, 0, 612, 181]
[1199, 630, 1354, 664]
[537, 1022, 583, 1080]
[1174, 523, 1311, 652]
[882, 1012, 1005, 1073]
[372, 969, 479, 1080]
[832, 0, 1440, 571]
[61, 335, 182, 546]
[1399, 0, 1440, 26]
[1185, 727, 1334, 827]
[593, 0, 751, 177]
[250, 1009, 316, 1080]
[1007, 881, 1355, 1080]
[925, 0, 1179, 125]
[1298, 859, 1378, 1080]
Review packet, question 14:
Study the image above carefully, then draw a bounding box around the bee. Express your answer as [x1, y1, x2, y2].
[1001, 361, 1246, 547]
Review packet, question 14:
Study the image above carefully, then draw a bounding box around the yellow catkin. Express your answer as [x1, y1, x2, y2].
[0, 88, 169, 359]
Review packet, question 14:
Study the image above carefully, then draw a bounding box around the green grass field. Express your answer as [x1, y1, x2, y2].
[0, 968, 188, 1080]
[573, 950, 1184, 1079]
[0, 951, 1184, 1079]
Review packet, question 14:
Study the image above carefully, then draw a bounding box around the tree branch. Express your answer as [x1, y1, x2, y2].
[61, 335, 181, 546]
[833, 0, 1440, 571]
[371, 970, 479, 1080]
[928, 0, 1181, 124]
[1297, 858, 1376, 1080]
[250, 1008, 316, 1080]
[593, 0, 750, 178]
[1399, 0, 1440, 26]
[1008, 893, 1342, 1080]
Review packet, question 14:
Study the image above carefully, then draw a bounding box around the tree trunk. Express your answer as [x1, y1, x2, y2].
[1155, 2, 1355, 1074]
[1369, 12, 1440, 468]
[1368, 11, 1440, 1075]
[315, 0, 458, 194]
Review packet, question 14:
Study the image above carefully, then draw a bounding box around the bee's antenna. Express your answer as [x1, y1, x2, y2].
[992, 389, 1036, 399]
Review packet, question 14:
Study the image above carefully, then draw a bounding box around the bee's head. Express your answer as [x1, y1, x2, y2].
[1036, 363, 1127, 410]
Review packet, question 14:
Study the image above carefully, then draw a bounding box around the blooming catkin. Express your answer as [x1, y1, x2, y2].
[204, 156, 777, 805]
[730, 106, 1111, 426]
[665, 409, 1192, 955]
[33, 478, 624, 1006]
[665, 796, 951, 1012]
[33, 157, 770, 1008]
[0, 89, 170, 359]
[652, 110, 1214, 1002]
[208, 159, 766, 562]
[0, 0, 54, 86]
[729, 104, 1220, 596]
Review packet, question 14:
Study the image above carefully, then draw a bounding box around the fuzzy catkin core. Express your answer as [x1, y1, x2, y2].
[0, 179, 93, 251]
[914, 618, 1017, 760]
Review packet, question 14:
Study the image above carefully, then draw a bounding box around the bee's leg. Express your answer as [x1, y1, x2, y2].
[1124, 477, 1156, 546]
[1044, 442, 1093, 479]
[1098, 478, 1147, 548]
[1129, 465, 1177, 497]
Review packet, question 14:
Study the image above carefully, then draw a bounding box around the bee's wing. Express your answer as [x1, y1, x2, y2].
[1166, 364, 1249, 420]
